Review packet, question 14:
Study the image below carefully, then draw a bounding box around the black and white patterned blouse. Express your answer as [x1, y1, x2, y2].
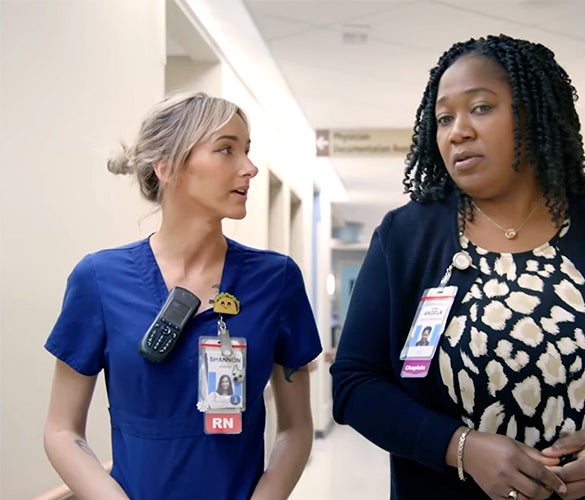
[439, 220, 585, 448]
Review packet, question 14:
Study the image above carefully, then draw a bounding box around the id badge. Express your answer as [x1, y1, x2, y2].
[197, 336, 247, 434]
[400, 286, 457, 378]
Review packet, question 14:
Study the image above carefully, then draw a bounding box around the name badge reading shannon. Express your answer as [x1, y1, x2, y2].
[400, 285, 457, 378]
[197, 336, 247, 434]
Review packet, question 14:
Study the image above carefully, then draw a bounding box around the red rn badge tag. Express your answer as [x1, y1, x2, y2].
[204, 411, 242, 434]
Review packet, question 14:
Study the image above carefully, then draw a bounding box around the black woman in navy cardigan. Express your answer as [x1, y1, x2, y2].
[332, 34, 585, 500]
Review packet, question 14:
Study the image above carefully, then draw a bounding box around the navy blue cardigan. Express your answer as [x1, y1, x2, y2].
[331, 193, 585, 499]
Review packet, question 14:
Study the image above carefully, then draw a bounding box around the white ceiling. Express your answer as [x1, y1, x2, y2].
[240, 0, 585, 242]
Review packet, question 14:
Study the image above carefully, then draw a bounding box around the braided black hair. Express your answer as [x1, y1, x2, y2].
[403, 34, 585, 224]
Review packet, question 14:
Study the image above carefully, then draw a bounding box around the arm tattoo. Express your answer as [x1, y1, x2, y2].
[75, 439, 99, 462]
[283, 366, 297, 383]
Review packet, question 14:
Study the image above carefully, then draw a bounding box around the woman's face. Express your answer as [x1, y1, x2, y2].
[220, 376, 230, 392]
[435, 54, 537, 201]
[172, 113, 259, 220]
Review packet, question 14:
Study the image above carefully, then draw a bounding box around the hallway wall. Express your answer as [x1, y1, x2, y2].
[1, 1, 166, 497]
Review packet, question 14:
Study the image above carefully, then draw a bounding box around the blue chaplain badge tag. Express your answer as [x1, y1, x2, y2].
[197, 336, 247, 434]
[400, 285, 458, 378]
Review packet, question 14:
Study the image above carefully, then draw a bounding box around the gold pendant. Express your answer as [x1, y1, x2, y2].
[504, 228, 517, 239]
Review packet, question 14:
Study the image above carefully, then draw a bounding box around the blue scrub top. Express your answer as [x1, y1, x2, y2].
[46, 237, 322, 500]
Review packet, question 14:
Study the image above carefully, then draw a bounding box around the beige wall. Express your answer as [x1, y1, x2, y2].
[0, 1, 166, 497]
[165, 56, 222, 97]
[0, 1, 332, 497]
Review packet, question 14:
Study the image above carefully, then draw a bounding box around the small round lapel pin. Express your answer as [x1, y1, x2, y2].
[452, 251, 472, 271]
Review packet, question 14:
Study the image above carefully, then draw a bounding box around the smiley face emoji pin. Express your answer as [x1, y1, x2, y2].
[212, 292, 240, 315]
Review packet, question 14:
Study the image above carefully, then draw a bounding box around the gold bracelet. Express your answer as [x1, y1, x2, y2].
[457, 427, 472, 481]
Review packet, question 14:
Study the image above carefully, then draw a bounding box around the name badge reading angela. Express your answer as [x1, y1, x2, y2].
[400, 285, 457, 378]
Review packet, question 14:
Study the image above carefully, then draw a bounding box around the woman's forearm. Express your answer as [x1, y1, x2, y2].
[250, 423, 313, 500]
[44, 429, 128, 499]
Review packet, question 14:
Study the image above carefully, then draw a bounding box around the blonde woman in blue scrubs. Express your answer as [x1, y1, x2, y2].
[44, 92, 322, 500]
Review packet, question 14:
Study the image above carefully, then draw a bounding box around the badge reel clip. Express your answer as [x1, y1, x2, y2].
[218, 318, 233, 356]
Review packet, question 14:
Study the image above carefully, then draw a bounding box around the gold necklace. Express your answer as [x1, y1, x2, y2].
[472, 201, 539, 239]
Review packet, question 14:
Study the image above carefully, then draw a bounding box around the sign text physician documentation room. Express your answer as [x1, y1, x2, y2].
[315, 128, 412, 157]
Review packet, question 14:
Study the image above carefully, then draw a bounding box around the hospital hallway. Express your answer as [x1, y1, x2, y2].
[290, 423, 390, 500]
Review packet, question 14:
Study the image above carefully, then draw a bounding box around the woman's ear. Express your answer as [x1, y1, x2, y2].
[153, 160, 170, 184]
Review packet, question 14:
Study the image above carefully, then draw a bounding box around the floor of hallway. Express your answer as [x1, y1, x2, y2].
[289, 423, 390, 500]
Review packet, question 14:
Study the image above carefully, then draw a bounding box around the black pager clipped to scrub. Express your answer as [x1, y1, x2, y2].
[139, 286, 201, 363]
